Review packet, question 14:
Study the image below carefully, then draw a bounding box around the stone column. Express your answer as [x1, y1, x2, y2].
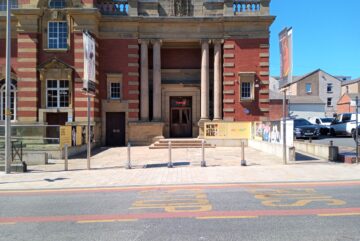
[152, 39, 162, 121]
[213, 40, 223, 120]
[200, 40, 210, 120]
[140, 40, 149, 121]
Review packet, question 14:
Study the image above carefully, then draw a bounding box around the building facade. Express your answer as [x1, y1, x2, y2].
[0, 0, 274, 146]
[282, 69, 342, 117]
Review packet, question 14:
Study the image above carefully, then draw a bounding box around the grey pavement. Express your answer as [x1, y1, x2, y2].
[0, 146, 359, 190]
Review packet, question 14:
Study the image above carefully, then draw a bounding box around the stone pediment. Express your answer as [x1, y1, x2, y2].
[38, 58, 74, 71]
[38, 58, 74, 81]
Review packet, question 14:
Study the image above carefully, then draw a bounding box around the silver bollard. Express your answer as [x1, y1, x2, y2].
[241, 141, 246, 166]
[126, 142, 132, 169]
[201, 139, 206, 167]
[64, 144, 68, 171]
[168, 141, 173, 168]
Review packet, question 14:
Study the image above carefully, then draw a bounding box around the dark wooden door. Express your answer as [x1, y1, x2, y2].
[46, 113, 68, 143]
[170, 97, 192, 138]
[106, 112, 125, 146]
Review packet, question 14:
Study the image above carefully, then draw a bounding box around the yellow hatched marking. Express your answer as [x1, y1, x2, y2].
[0, 222, 16, 225]
[196, 216, 258, 220]
[318, 213, 360, 217]
[77, 219, 137, 224]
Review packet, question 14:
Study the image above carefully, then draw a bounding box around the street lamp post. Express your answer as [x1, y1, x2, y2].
[5, 0, 12, 174]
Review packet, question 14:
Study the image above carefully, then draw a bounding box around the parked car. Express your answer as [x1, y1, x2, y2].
[308, 117, 333, 135]
[293, 118, 321, 139]
[330, 113, 360, 137]
[352, 125, 360, 141]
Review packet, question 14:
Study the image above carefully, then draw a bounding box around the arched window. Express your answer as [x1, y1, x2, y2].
[49, 0, 65, 8]
[0, 83, 16, 121]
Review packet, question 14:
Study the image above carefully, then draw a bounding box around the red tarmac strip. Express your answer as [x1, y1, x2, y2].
[1, 207, 360, 224]
[1, 180, 360, 196]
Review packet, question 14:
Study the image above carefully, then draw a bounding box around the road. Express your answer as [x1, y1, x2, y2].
[312, 136, 356, 149]
[1, 182, 360, 241]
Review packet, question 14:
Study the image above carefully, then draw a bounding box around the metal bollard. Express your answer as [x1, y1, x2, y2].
[168, 141, 173, 168]
[241, 141, 246, 166]
[201, 139, 206, 167]
[64, 144, 68, 171]
[126, 142, 132, 169]
[309, 137, 312, 143]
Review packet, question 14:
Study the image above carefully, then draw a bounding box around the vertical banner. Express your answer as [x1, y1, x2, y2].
[279, 27, 293, 83]
[83, 31, 96, 94]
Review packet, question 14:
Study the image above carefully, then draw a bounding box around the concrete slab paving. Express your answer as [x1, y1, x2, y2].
[0, 146, 359, 190]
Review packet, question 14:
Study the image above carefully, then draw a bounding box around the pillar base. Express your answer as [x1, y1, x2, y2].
[128, 121, 164, 146]
[197, 119, 210, 138]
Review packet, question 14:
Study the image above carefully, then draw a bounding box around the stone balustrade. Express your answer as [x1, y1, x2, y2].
[233, 0, 260, 13]
[97, 0, 128, 15]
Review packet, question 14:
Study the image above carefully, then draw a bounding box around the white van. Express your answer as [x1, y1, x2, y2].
[330, 113, 360, 136]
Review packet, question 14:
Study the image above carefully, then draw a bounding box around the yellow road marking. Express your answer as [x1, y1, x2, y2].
[196, 216, 258, 220]
[318, 213, 360, 217]
[77, 219, 137, 224]
[0, 222, 16, 225]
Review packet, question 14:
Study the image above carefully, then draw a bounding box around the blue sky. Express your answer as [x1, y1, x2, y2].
[270, 0, 360, 79]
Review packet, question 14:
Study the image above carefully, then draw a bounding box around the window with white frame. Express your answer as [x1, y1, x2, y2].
[306, 83, 312, 93]
[46, 80, 69, 108]
[327, 83, 333, 93]
[241, 82, 251, 99]
[239, 72, 255, 101]
[110, 82, 121, 100]
[0, 83, 16, 121]
[48, 21, 68, 49]
[327, 97, 332, 107]
[0, 0, 17, 11]
[49, 0, 65, 8]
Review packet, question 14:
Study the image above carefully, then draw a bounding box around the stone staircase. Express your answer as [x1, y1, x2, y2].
[149, 138, 216, 149]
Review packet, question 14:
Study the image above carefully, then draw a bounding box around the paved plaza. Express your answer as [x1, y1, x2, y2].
[0, 147, 359, 190]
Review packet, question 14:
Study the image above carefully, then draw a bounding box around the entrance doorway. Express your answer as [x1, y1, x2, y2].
[170, 97, 192, 138]
[46, 113, 67, 143]
[106, 112, 125, 146]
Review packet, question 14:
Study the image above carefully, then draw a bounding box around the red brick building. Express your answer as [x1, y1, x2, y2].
[0, 0, 275, 146]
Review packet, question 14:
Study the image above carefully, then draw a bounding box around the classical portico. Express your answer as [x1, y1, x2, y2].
[138, 39, 224, 138]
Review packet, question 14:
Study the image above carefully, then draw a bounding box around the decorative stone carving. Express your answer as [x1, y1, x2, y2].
[174, 0, 188, 16]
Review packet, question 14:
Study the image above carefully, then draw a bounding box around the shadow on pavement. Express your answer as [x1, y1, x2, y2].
[144, 162, 190, 168]
[295, 152, 320, 161]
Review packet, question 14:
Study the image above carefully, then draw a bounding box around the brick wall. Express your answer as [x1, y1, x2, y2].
[222, 38, 270, 122]
[269, 99, 288, 121]
[16, 33, 38, 122]
[99, 39, 140, 120]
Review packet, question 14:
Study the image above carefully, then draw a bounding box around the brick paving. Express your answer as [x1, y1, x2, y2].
[0, 147, 359, 190]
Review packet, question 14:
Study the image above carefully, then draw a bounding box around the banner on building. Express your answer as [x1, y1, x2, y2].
[253, 120, 294, 147]
[279, 27, 293, 83]
[83, 31, 96, 94]
[204, 122, 251, 139]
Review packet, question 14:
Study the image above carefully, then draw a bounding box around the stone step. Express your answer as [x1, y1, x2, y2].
[149, 139, 215, 149]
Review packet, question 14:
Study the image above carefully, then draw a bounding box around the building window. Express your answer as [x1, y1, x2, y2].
[327, 97, 332, 107]
[0, 0, 17, 11]
[239, 72, 255, 101]
[110, 82, 121, 100]
[49, 0, 65, 8]
[48, 22, 68, 49]
[327, 83, 333, 93]
[46, 80, 69, 108]
[306, 83, 312, 93]
[0, 83, 16, 121]
[241, 82, 252, 99]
